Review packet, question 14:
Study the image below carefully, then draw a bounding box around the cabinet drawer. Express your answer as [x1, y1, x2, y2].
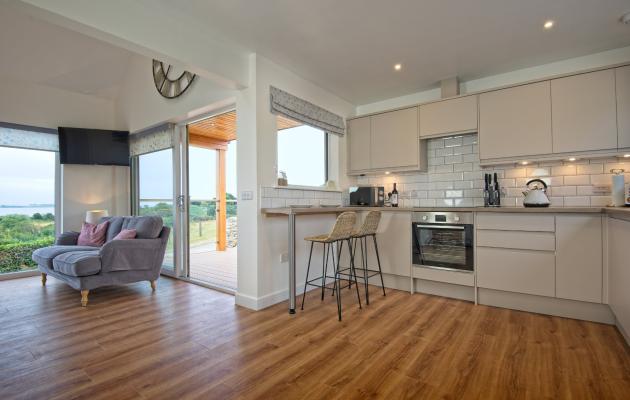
[412, 266, 474, 287]
[477, 247, 555, 297]
[476, 213, 554, 232]
[477, 230, 555, 251]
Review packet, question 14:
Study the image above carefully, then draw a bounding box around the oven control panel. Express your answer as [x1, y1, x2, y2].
[412, 212, 473, 225]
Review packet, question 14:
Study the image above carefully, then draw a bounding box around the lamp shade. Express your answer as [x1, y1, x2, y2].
[85, 210, 108, 225]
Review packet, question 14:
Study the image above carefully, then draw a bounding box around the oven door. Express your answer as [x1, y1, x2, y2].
[412, 223, 474, 271]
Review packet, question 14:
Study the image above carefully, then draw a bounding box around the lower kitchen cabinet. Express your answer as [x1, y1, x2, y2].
[608, 217, 630, 336]
[477, 247, 555, 297]
[555, 215, 602, 303]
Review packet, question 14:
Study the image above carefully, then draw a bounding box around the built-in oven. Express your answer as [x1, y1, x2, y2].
[412, 212, 474, 272]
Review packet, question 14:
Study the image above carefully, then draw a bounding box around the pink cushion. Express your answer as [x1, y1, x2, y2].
[77, 221, 110, 247]
[113, 228, 137, 240]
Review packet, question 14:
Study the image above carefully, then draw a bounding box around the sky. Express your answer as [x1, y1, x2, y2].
[0, 147, 55, 205]
[277, 125, 326, 187]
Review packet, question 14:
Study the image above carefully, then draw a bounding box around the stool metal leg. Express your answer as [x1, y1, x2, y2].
[347, 238, 362, 309]
[321, 241, 329, 300]
[361, 236, 370, 305]
[332, 240, 342, 320]
[301, 241, 315, 310]
[373, 234, 386, 296]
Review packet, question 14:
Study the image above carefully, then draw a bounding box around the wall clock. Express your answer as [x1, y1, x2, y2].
[152, 59, 196, 99]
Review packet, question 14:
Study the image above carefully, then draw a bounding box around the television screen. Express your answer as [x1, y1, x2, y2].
[58, 127, 130, 166]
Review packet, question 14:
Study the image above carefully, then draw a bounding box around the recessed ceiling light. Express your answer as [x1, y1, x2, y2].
[394, 64, 402, 71]
[520, 161, 529, 165]
[568, 157, 576, 162]
[543, 20, 555, 29]
[385, 171, 391, 175]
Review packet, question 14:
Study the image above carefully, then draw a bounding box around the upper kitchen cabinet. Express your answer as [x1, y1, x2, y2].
[347, 116, 371, 173]
[616, 66, 630, 149]
[419, 95, 478, 138]
[370, 107, 420, 170]
[479, 81, 552, 161]
[551, 69, 617, 153]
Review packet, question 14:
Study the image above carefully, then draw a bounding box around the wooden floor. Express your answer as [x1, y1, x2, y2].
[1, 276, 629, 400]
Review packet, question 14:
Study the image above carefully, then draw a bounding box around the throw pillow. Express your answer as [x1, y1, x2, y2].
[77, 221, 110, 247]
[113, 228, 137, 240]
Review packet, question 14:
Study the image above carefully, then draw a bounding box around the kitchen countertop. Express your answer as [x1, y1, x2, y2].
[262, 206, 630, 216]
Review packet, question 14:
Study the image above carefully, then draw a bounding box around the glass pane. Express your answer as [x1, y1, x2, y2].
[0, 147, 56, 274]
[419, 229, 466, 266]
[226, 140, 237, 247]
[277, 124, 326, 186]
[188, 146, 217, 251]
[138, 149, 174, 270]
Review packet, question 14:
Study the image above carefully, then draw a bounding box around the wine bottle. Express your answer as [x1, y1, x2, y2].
[391, 183, 399, 207]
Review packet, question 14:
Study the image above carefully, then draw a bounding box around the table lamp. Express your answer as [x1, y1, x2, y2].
[85, 210, 108, 225]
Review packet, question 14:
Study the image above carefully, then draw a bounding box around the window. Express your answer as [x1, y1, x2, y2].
[0, 146, 57, 275]
[277, 116, 327, 187]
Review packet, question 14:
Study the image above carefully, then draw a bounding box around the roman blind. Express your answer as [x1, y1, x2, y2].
[129, 123, 175, 156]
[270, 86, 345, 136]
[0, 122, 58, 151]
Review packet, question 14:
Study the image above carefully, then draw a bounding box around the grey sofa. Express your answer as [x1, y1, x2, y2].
[32, 216, 170, 306]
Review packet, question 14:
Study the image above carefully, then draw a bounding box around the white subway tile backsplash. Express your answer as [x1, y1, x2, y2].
[564, 196, 590, 207]
[563, 175, 590, 185]
[260, 133, 627, 210]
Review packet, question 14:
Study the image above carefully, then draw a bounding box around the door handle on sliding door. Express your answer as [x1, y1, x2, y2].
[176, 195, 186, 212]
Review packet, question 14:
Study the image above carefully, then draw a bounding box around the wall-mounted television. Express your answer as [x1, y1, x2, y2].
[58, 127, 130, 166]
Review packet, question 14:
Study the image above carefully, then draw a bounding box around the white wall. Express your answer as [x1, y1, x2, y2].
[235, 54, 355, 309]
[0, 76, 130, 231]
[116, 55, 237, 132]
[357, 45, 630, 115]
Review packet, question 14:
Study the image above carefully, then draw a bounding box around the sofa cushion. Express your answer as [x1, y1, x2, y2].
[32, 245, 98, 269]
[113, 228, 136, 240]
[77, 221, 109, 247]
[53, 250, 101, 277]
[102, 216, 163, 241]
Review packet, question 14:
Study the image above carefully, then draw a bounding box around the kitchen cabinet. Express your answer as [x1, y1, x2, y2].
[419, 96, 478, 138]
[347, 116, 371, 173]
[479, 81, 552, 160]
[616, 66, 630, 149]
[555, 215, 602, 303]
[608, 217, 630, 337]
[477, 247, 555, 297]
[476, 213, 555, 232]
[370, 107, 419, 170]
[551, 70, 617, 153]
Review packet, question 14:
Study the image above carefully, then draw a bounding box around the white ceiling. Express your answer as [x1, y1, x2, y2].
[0, 5, 134, 100]
[154, 0, 630, 105]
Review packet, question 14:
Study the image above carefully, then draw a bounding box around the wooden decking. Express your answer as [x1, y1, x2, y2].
[189, 247, 237, 290]
[0, 276, 629, 399]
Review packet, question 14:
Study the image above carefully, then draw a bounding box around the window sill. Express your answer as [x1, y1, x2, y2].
[270, 185, 341, 193]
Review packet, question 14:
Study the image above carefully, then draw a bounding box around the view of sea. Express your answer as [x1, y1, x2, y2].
[0, 206, 55, 216]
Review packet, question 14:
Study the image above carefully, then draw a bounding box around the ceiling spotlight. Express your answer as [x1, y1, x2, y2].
[624, 154, 630, 158]
[568, 157, 576, 162]
[385, 171, 391, 175]
[520, 161, 529, 166]
[543, 20, 555, 29]
[394, 64, 402, 71]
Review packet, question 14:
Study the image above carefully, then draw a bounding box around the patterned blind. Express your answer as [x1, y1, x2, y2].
[129, 123, 175, 156]
[270, 86, 345, 136]
[0, 122, 58, 151]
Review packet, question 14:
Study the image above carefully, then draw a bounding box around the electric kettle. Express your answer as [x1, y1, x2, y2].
[522, 179, 551, 207]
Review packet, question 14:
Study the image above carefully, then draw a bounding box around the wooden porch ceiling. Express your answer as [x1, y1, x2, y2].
[187, 111, 302, 146]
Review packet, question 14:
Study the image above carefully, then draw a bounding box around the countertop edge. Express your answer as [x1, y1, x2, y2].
[261, 206, 630, 216]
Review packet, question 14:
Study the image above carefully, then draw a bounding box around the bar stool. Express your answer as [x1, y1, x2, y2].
[300, 212, 362, 321]
[350, 211, 386, 305]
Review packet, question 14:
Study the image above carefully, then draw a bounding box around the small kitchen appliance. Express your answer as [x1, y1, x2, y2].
[349, 186, 385, 206]
[522, 179, 551, 207]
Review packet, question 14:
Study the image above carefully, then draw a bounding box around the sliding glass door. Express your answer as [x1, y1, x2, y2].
[136, 148, 176, 272]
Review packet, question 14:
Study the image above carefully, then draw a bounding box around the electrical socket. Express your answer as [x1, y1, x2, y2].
[280, 253, 289, 263]
[241, 190, 254, 200]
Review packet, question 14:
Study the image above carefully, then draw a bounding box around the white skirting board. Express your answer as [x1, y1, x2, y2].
[478, 288, 615, 325]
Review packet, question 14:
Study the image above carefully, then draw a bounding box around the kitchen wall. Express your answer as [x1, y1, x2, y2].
[360, 133, 624, 208]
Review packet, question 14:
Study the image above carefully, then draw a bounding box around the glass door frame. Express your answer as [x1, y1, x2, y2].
[175, 106, 236, 290]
